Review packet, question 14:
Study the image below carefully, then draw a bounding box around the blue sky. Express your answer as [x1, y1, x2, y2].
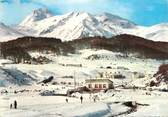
[0, 0, 168, 26]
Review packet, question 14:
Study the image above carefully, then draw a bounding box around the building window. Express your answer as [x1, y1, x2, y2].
[88, 84, 92, 88]
[95, 84, 98, 88]
[99, 84, 102, 89]
[103, 84, 106, 88]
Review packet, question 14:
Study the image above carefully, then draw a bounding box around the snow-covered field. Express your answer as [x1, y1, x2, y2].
[0, 50, 168, 117]
[1, 88, 168, 117]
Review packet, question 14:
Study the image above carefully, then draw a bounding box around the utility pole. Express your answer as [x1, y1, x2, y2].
[74, 70, 76, 90]
[89, 76, 91, 100]
[0, 43, 1, 58]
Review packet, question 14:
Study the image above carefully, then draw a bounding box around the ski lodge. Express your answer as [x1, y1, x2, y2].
[85, 79, 114, 90]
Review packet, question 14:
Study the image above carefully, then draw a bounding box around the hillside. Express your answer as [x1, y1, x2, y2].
[0, 36, 74, 63]
[0, 34, 168, 63]
[68, 34, 168, 59]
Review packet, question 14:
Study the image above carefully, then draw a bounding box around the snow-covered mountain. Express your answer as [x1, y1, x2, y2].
[0, 23, 24, 42]
[0, 8, 167, 42]
[125, 23, 168, 42]
[18, 9, 137, 41]
[96, 12, 136, 29]
[20, 8, 53, 26]
[18, 9, 168, 42]
[143, 23, 168, 42]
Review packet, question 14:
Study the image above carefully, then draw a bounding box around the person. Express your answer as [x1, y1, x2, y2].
[93, 97, 96, 103]
[80, 96, 83, 104]
[131, 101, 137, 112]
[14, 100, 17, 109]
[66, 98, 68, 103]
[10, 104, 12, 109]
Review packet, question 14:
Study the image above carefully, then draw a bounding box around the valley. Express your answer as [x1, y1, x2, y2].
[0, 47, 168, 117]
[0, 7, 168, 117]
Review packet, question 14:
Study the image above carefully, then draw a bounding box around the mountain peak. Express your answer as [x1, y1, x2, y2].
[20, 8, 53, 26]
[32, 8, 53, 17]
[65, 11, 93, 18]
[97, 12, 136, 28]
[0, 22, 6, 27]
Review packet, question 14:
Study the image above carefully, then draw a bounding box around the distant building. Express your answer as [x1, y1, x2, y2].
[85, 79, 114, 90]
[54, 78, 84, 86]
[59, 63, 82, 67]
[98, 71, 126, 79]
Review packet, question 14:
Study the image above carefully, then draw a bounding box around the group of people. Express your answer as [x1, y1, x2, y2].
[66, 95, 99, 104]
[10, 100, 17, 109]
[66, 96, 83, 104]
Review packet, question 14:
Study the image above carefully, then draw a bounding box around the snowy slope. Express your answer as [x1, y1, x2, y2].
[0, 23, 24, 42]
[96, 12, 136, 29]
[125, 23, 168, 42]
[0, 59, 36, 87]
[0, 67, 35, 87]
[143, 23, 168, 42]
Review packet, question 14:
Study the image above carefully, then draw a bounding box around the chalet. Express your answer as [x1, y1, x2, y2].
[85, 79, 114, 90]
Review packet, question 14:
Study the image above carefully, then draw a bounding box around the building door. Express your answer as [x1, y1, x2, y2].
[103, 84, 106, 89]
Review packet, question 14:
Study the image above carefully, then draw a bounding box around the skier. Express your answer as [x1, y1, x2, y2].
[10, 104, 12, 109]
[93, 97, 96, 103]
[66, 98, 68, 103]
[80, 96, 83, 104]
[14, 100, 17, 109]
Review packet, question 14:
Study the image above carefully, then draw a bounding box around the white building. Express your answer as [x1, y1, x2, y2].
[85, 79, 114, 90]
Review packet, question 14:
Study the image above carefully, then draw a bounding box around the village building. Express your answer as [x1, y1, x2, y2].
[85, 79, 114, 90]
[98, 71, 126, 79]
[59, 63, 82, 67]
[54, 78, 84, 86]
